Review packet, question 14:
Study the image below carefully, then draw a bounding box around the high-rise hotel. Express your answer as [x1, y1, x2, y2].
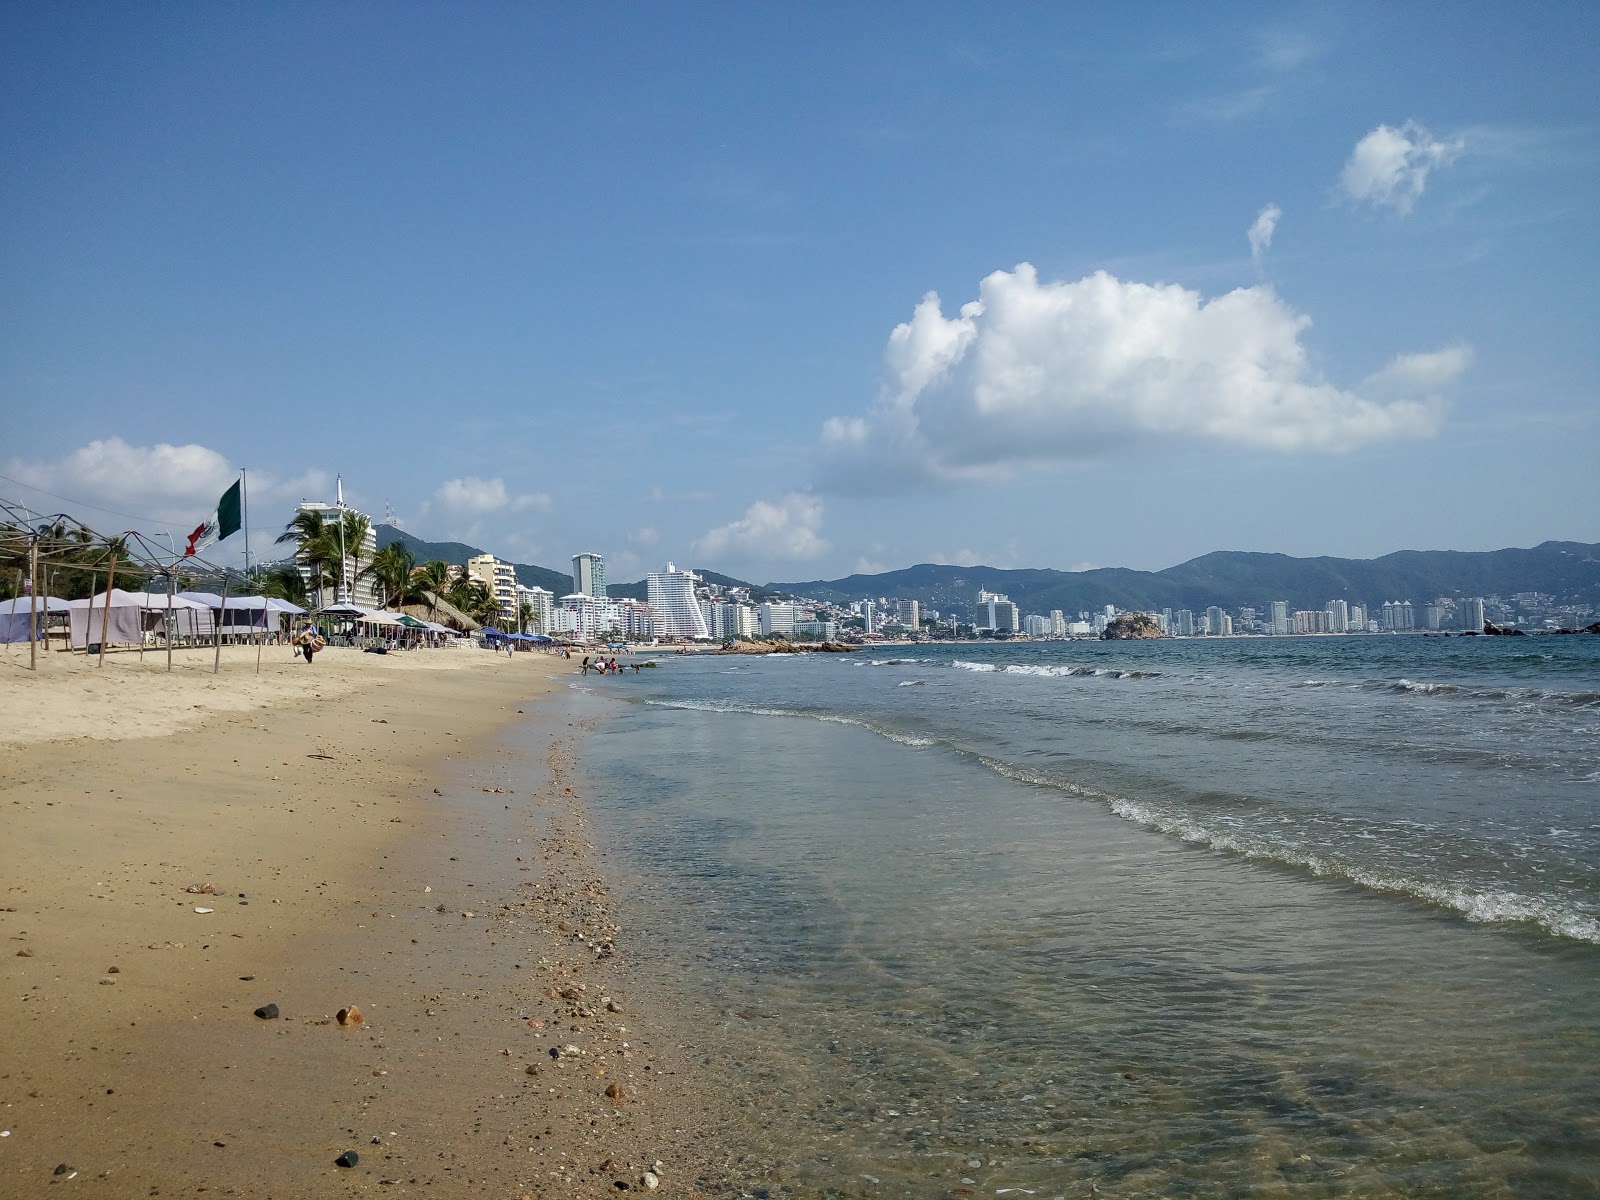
[571, 552, 606, 598]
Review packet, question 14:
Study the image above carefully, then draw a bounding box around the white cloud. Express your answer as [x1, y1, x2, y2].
[628, 525, 660, 547]
[693, 494, 828, 563]
[434, 476, 552, 515]
[1362, 345, 1474, 396]
[1248, 203, 1282, 266]
[817, 263, 1457, 492]
[1339, 120, 1463, 214]
[2, 437, 328, 528]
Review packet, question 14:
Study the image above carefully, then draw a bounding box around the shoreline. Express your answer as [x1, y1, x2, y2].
[0, 646, 732, 1197]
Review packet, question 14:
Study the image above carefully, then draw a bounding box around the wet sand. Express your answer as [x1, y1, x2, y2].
[0, 645, 734, 1197]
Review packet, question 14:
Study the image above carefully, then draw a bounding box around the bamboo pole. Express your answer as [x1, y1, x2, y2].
[213, 575, 230, 675]
[98, 552, 117, 667]
[165, 573, 175, 673]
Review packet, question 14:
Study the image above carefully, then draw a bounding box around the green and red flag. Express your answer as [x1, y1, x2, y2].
[183, 479, 243, 557]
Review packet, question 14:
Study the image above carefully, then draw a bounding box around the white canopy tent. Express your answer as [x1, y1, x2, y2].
[0, 596, 70, 644]
[67, 589, 209, 648]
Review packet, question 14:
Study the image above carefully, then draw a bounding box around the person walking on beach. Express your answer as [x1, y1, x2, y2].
[295, 622, 323, 664]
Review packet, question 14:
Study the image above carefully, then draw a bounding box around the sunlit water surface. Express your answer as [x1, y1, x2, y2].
[560, 638, 1599, 1197]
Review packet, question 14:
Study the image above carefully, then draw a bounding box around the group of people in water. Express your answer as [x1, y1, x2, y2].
[579, 655, 640, 675]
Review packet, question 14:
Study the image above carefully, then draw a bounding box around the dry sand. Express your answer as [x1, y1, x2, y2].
[0, 644, 741, 1197]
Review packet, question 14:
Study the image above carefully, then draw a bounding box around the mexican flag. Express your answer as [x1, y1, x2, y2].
[183, 479, 243, 557]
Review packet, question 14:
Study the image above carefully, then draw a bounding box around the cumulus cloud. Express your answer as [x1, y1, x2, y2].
[1340, 120, 1463, 214]
[2, 437, 327, 526]
[434, 476, 552, 514]
[693, 493, 828, 562]
[1248, 203, 1282, 266]
[817, 263, 1458, 492]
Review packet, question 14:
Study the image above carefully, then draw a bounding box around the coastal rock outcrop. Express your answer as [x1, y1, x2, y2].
[713, 639, 858, 654]
[1101, 613, 1162, 640]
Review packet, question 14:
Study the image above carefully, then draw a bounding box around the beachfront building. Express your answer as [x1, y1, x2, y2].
[974, 591, 1020, 634]
[467, 554, 518, 622]
[571, 552, 606, 598]
[793, 619, 839, 641]
[1269, 600, 1290, 636]
[1023, 614, 1051, 636]
[895, 599, 921, 630]
[1461, 597, 1485, 630]
[1326, 599, 1350, 633]
[517, 584, 554, 634]
[646, 562, 711, 640]
[293, 500, 381, 607]
[700, 599, 757, 641]
[759, 602, 808, 637]
[552, 593, 625, 641]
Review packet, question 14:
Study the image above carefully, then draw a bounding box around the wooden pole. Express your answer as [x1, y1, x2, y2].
[166, 573, 175, 673]
[98, 553, 117, 668]
[213, 575, 230, 675]
[28, 538, 39, 672]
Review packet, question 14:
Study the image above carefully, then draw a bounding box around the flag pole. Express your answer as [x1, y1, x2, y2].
[241, 469, 251, 580]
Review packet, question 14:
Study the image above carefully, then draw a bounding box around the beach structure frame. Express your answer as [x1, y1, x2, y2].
[1, 494, 244, 673]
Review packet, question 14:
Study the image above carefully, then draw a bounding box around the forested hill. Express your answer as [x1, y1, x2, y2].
[769, 541, 1600, 617]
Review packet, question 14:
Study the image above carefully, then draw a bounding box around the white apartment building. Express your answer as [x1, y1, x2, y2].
[517, 584, 554, 634]
[552, 593, 628, 641]
[759, 602, 808, 637]
[975, 591, 1020, 633]
[467, 553, 518, 623]
[700, 599, 758, 641]
[1023, 614, 1051, 636]
[292, 500, 381, 607]
[646, 562, 710, 640]
[894, 599, 920, 630]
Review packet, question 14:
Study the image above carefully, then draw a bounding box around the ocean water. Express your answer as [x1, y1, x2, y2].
[568, 637, 1600, 1197]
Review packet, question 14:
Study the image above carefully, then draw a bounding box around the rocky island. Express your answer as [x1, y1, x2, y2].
[1101, 613, 1162, 640]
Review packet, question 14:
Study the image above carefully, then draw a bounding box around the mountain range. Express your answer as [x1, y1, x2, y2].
[375, 525, 1599, 618]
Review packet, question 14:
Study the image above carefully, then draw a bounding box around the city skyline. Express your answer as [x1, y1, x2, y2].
[3, 6, 1596, 580]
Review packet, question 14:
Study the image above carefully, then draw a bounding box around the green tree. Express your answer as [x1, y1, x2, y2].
[275, 510, 340, 608]
[412, 559, 452, 619]
[342, 511, 371, 603]
[362, 543, 417, 609]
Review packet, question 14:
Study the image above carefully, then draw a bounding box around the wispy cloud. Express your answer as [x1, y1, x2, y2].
[694, 493, 828, 563]
[1339, 120, 1463, 214]
[434, 476, 552, 515]
[1248, 203, 1282, 267]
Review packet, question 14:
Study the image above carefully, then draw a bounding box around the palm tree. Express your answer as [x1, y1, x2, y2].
[251, 564, 310, 606]
[412, 559, 452, 619]
[276, 510, 334, 608]
[362, 543, 416, 609]
[342, 511, 372, 604]
[517, 599, 534, 634]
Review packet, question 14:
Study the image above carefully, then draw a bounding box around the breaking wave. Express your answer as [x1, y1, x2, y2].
[642, 698, 935, 747]
[951, 660, 1161, 680]
[968, 754, 1600, 946]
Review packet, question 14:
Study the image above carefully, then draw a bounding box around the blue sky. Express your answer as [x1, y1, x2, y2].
[3, 3, 1596, 583]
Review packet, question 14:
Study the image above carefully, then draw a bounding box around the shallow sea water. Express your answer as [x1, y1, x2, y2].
[568, 639, 1600, 1197]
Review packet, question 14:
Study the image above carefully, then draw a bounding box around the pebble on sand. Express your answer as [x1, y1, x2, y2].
[337, 1004, 364, 1027]
[254, 1003, 280, 1020]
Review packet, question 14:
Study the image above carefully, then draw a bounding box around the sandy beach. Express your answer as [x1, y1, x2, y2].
[0, 643, 732, 1197]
